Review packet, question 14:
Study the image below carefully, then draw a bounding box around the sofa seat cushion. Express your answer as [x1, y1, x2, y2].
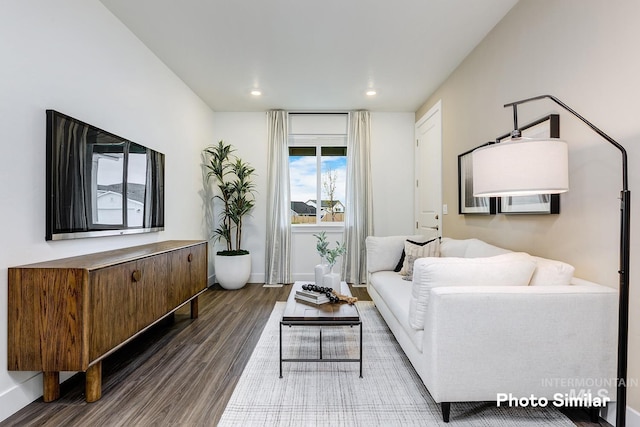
[409, 252, 537, 330]
[369, 271, 424, 351]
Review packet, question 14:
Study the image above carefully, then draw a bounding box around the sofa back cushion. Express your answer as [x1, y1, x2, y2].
[463, 238, 511, 258]
[529, 256, 575, 286]
[366, 235, 426, 273]
[440, 238, 574, 286]
[408, 252, 537, 330]
[439, 237, 468, 257]
[440, 238, 510, 258]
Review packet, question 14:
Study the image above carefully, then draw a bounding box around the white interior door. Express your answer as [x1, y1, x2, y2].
[415, 101, 442, 239]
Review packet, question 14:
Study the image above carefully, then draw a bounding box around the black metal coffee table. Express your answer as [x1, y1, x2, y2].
[279, 281, 362, 378]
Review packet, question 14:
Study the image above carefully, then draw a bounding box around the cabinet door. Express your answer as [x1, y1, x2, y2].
[167, 244, 207, 309]
[188, 243, 207, 294]
[89, 263, 137, 362]
[135, 253, 170, 329]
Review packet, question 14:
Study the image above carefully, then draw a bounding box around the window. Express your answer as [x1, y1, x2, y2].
[288, 114, 347, 225]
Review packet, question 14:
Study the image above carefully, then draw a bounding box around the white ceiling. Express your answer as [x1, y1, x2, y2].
[99, 0, 518, 112]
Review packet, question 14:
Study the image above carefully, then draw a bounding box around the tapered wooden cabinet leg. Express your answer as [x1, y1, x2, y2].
[85, 362, 102, 403]
[190, 297, 199, 319]
[43, 371, 60, 402]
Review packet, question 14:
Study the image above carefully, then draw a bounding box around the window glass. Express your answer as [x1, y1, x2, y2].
[289, 147, 318, 224]
[320, 146, 347, 223]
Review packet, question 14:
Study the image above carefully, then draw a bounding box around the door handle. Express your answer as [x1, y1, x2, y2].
[426, 225, 439, 230]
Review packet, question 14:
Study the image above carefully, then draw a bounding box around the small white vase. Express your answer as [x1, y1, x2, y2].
[323, 271, 340, 291]
[314, 263, 330, 286]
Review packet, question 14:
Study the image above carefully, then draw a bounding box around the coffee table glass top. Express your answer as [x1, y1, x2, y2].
[282, 281, 360, 322]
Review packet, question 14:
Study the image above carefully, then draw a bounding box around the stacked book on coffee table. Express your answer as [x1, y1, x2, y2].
[295, 288, 330, 305]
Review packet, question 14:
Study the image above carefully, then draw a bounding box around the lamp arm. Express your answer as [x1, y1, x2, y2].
[505, 94, 630, 427]
[504, 94, 628, 190]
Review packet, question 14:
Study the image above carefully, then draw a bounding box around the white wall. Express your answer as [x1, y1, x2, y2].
[370, 112, 416, 237]
[0, 0, 216, 421]
[291, 228, 345, 282]
[210, 112, 415, 283]
[416, 0, 640, 420]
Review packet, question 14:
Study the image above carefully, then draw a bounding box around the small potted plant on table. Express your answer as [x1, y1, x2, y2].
[314, 231, 346, 290]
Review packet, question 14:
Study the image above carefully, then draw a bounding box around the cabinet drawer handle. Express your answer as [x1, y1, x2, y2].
[131, 270, 142, 282]
[187, 253, 193, 263]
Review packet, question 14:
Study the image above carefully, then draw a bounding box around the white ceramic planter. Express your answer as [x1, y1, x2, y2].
[214, 252, 251, 290]
[314, 263, 330, 286]
[323, 272, 340, 290]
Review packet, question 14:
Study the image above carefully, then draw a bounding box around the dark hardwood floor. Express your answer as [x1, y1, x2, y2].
[1, 284, 607, 426]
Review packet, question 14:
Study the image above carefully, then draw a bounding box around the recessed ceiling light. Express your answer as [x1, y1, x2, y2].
[251, 90, 262, 96]
[366, 90, 377, 96]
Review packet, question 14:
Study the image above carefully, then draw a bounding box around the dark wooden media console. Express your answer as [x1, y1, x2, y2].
[7, 240, 208, 403]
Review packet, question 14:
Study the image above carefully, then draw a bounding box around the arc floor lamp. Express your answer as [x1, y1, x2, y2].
[472, 95, 630, 427]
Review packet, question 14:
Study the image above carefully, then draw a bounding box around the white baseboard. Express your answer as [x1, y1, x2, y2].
[290, 274, 365, 286]
[0, 372, 75, 423]
[600, 402, 640, 427]
[249, 272, 265, 284]
[0, 374, 41, 423]
[627, 405, 640, 427]
[210, 273, 362, 286]
[292, 273, 315, 282]
[208, 273, 267, 286]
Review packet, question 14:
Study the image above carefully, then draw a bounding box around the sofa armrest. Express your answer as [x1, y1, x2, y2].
[421, 285, 618, 402]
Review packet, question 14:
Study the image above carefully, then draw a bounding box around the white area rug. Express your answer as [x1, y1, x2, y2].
[218, 302, 574, 426]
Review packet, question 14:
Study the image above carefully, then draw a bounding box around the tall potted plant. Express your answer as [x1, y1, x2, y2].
[203, 140, 256, 289]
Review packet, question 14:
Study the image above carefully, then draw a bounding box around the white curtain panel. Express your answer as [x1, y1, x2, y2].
[342, 111, 374, 285]
[264, 110, 292, 285]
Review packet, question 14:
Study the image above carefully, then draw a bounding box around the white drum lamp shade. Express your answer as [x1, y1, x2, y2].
[472, 138, 569, 197]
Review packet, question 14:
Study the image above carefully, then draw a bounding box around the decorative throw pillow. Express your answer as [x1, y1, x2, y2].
[393, 253, 406, 272]
[399, 238, 440, 277]
[393, 238, 435, 272]
[401, 254, 420, 280]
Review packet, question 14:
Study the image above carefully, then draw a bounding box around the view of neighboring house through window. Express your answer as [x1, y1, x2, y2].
[89, 140, 148, 228]
[288, 113, 347, 225]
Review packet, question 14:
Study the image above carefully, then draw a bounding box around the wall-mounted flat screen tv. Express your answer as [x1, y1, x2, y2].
[46, 110, 165, 240]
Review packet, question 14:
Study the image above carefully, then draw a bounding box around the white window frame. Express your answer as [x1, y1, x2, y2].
[288, 113, 348, 232]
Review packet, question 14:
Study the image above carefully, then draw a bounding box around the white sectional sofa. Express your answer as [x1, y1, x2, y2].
[365, 236, 617, 422]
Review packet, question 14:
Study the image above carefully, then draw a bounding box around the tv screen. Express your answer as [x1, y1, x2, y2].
[46, 110, 165, 240]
